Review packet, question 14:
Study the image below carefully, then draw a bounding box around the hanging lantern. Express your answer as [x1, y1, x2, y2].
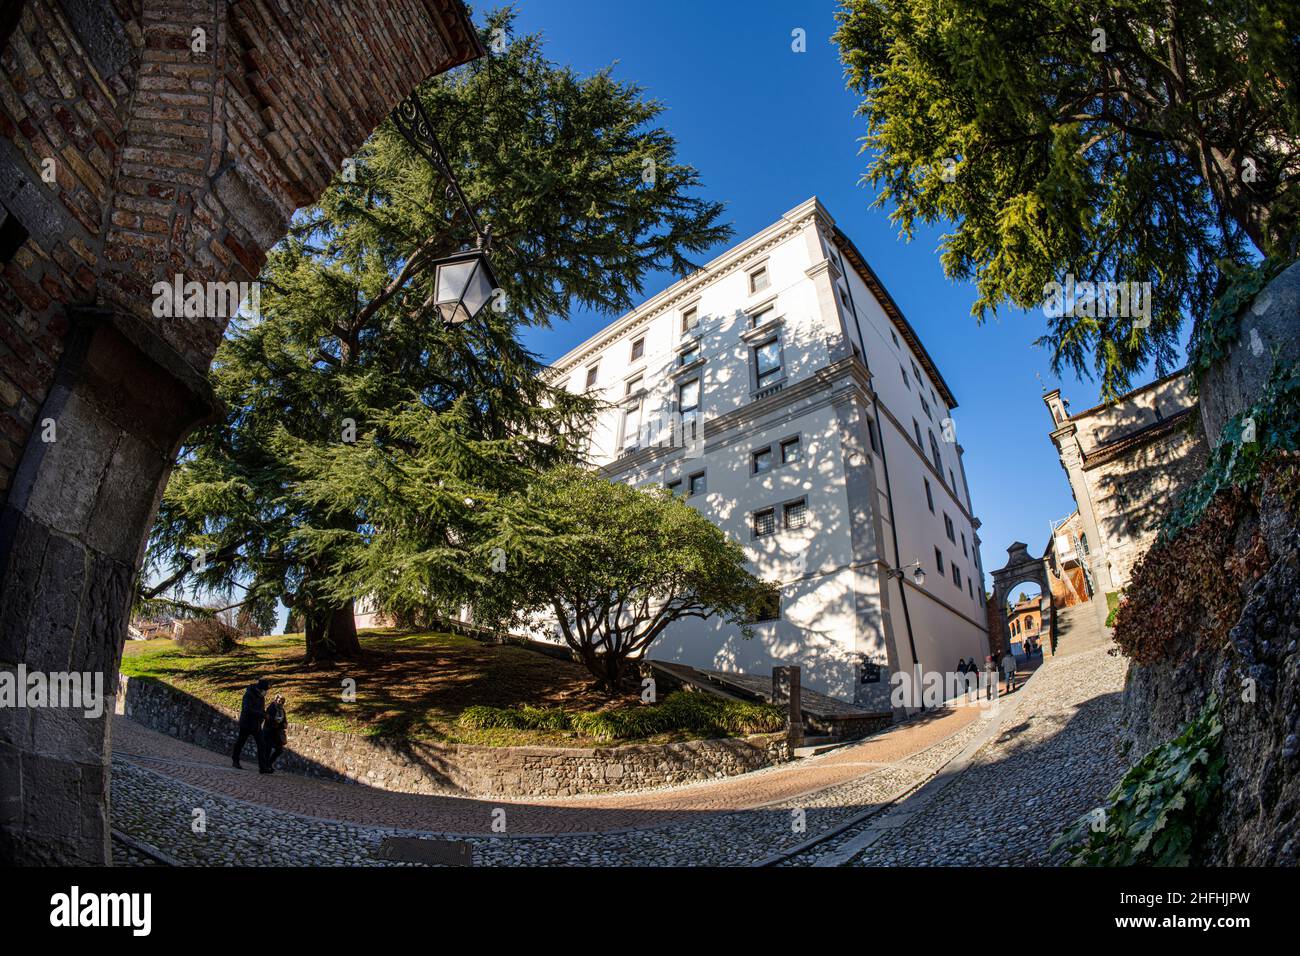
[431, 248, 498, 326]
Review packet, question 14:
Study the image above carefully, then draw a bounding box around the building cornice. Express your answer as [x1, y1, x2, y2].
[547, 197, 828, 379]
[829, 226, 959, 410]
[1080, 407, 1198, 470]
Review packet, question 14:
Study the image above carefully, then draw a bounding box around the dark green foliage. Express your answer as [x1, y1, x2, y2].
[143, 10, 729, 659]
[457, 691, 786, 741]
[1159, 361, 1300, 542]
[472, 466, 777, 692]
[834, 0, 1299, 397]
[1052, 697, 1224, 866]
[1187, 257, 1295, 390]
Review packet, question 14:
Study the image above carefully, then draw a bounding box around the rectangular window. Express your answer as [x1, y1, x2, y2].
[679, 343, 699, 366]
[920, 395, 932, 420]
[961, 532, 968, 557]
[780, 436, 801, 464]
[585, 365, 599, 389]
[630, 336, 644, 361]
[753, 507, 776, 538]
[968, 579, 974, 599]
[666, 479, 682, 496]
[688, 471, 706, 497]
[929, 430, 942, 473]
[679, 378, 700, 421]
[622, 404, 641, 451]
[913, 419, 923, 448]
[748, 305, 773, 329]
[784, 498, 808, 530]
[934, 547, 944, 574]
[754, 337, 782, 389]
[751, 447, 773, 474]
[625, 374, 643, 396]
[752, 589, 780, 622]
[925, 478, 934, 513]
[950, 468, 958, 493]
[911, 360, 921, 383]
[866, 418, 879, 454]
[944, 513, 955, 543]
[749, 264, 769, 293]
[900, 364, 910, 389]
[682, 306, 698, 333]
[890, 329, 899, 348]
[952, 563, 961, 587]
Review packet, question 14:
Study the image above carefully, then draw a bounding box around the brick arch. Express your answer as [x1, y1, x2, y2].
[0, 0, 482, 864]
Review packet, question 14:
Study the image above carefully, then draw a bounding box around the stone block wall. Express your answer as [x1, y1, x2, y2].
[119, 675, 792, 798]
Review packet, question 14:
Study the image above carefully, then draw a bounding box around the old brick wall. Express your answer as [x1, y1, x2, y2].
[1, 0, 481, 865]
[1, 0, 478, 497]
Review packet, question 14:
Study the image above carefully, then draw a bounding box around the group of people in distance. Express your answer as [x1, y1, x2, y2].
[955, 650, 1023, 698]
[232, 677, 289, 774]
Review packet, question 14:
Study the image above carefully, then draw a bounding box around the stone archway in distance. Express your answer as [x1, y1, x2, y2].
[989, 543, 1052, 658]
[0, 0, 483, 865]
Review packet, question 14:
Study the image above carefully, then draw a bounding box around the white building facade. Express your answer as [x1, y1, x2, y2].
[547, 198, 990, 707]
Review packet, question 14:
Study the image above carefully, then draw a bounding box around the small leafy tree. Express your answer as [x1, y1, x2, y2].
[834, 0, 1299, 396]
[476, 467, 776, 693]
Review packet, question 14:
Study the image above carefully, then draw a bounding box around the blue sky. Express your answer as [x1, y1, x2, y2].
[502, 0, 1186, 592]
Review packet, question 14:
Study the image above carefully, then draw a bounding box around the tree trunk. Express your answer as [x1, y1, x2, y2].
[304, 597, 363, 663]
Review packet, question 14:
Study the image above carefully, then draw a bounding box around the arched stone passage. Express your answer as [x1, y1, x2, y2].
[989, 542, 1052, 658]
[0, 0, 482, 864]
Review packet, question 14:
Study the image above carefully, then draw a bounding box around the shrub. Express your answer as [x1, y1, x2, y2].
[456, 691, 785, 742]
[1052, 697, 1224, 866]
[174, 617, 239, 655]
[457, 704, 571, 731]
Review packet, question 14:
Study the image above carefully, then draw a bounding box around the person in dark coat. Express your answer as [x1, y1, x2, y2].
[232, 678, 270, 772]
[263, 694, 288, 771]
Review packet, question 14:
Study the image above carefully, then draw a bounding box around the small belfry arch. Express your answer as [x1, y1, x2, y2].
[989, 542, 1052, 656]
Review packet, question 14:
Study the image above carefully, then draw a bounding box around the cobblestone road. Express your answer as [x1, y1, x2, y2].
[782, 644, 1129, 866]
[108, 651, 1127, 866]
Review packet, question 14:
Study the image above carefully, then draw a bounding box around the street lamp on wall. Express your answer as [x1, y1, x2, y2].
[887, 560, 926, 587]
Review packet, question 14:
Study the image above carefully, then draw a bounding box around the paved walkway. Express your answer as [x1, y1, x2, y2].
[108, 655, 1118, 866]
[111, 704, 978, 836]
[782, 644, 1129, 866]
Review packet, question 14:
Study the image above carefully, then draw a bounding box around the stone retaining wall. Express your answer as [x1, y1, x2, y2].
[116, 675, 791, 798]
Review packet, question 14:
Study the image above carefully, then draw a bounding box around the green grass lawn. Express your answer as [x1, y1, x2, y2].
[119, 629, 782, 747]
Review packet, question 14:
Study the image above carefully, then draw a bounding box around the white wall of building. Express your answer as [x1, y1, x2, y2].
[545, 198, 989, 704]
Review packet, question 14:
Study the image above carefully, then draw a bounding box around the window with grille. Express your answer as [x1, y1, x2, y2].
[753, 508, 776, 537]
[784, 498, 808, 530]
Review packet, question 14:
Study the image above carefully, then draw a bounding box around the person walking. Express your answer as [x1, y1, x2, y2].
[263, 694, 288, 772]
[1001, 650, 1018, 693]
[983, 656, 997, 700]
[232, 677, 270, 772]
